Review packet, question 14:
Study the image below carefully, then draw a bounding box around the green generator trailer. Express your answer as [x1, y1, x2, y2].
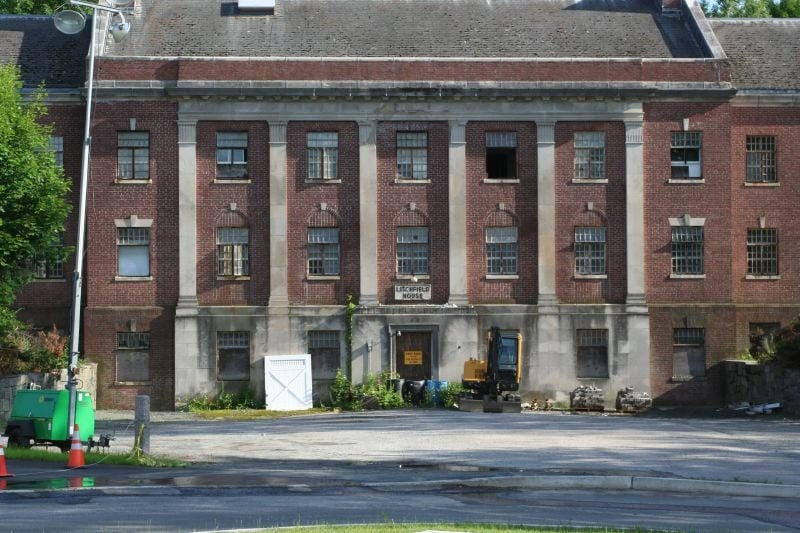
[3, 389, 95, 451]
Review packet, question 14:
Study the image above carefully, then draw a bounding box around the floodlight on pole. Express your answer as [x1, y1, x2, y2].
[54, 0, 131, 439]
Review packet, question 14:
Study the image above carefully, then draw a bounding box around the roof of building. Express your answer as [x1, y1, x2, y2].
[709, 19, 800, 91]
[107, 0, 703, 59]
[0, 15, 90, 89]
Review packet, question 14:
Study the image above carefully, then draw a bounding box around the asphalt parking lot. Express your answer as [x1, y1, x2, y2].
[93, 408, 800, 486]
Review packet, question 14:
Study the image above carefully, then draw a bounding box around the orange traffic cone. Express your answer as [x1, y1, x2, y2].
[0, 443, 13, 478]
[66, 424, 86, 469]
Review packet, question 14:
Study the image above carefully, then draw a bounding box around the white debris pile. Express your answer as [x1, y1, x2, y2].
[615, 386, 653, 412]
[730, 401, 782, 415]
[570, 385, 604, 411]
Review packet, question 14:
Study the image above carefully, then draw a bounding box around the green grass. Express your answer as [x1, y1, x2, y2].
[4, 446, 187, 468]
[256, 525, 663, 533]
[190, 407, 330, 421]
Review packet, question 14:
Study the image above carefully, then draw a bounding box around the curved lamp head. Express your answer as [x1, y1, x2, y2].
[109, 17, 130, 42]
[53, 9, 86, 34]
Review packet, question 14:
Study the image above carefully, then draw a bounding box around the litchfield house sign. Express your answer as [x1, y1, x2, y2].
[395, 284, 432, 300]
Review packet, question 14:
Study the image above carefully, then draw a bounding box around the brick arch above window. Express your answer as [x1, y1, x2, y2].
[485, 207, 517, 227]
[393, 205, 429, 227]
[573, 206, 607, 227]
[307, 205, 341, 227]
[216, 206, 249, 227]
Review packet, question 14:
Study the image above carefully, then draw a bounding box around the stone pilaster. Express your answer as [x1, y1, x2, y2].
[177, 120, 198, 310]
[358, 120, 379, 306]
[536, 122, 557, 310]
[448, 120, 468, 305]
[625, 121, 646, 310]
[268, 121, 289, 308]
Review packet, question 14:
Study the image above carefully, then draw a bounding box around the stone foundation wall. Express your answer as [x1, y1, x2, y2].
[0, 363, 97, 425]
[723, 360, 800, 415]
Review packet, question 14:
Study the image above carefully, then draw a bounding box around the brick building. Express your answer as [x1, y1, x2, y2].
[2, 0, 798, 410]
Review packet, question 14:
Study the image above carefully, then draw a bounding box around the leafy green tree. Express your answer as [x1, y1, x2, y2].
[0, 0, 65, 14]
[703, 0, 774, 17]
[770, 0, 800, 16]
[0, 63, 70, 338]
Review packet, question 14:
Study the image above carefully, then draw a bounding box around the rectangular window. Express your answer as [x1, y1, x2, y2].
[576, 329, 609, 378]
[575, 227, 606, 276]
[308, 330, 341, 401]
[217, 331, 250, 381]
[574, 132, 605, 179]
[32, 235, 65, 280]
[672, 328, 705, 379]
[117, 227, 150, 277]
[671, 226, 703, 275]
[50, 136, 64, 168]
[485, 227, 518, 275]
[216, 132, 248, 179]
[308, 227, 340, 276]
[747, 228, 777, 276]
[217, 227, 249, 277]
[116, 331, 150, 382]
[307, 132, 338, 180]
[117, 132, 149, 180]
[397, 226, 429, 276]
[396, 132, 428, 179]
[746, 136, 776, 183]
[671, 131, 702, 179]
[486, 132, 517, 179]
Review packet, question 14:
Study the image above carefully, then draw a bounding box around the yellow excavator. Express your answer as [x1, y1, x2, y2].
[459, 327, 522, 413]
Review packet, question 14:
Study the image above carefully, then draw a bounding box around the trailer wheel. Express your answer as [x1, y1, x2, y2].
[7, 427, 31, 448]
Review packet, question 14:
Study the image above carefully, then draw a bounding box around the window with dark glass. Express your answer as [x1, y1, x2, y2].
[216, 132, 248, 179]
[746, 136, 776, 183]
[308, 227, 340, 276]
[397, 132, 427, 179]
[486, 132, 517, 179]
[217, 331, 250, 381]
[575, 227, 606, 276]
[307, 132, 338, 180]
[116, 331, 150, 382]
[576, 329, 609, 378]
[671, 131, 702, 179]
[671, 226, 703, 275]
[672, 328, 705, 379]
[486, 227, 518, 275]
[574, 132, 605, 179]
[396, 227, 429, 276]
[117, 132, 150, 179]
[747, 228, 777, 276]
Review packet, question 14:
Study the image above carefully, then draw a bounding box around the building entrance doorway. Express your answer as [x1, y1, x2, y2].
[395, 331, 432, 381]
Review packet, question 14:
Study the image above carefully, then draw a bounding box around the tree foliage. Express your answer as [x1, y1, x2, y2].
[0, 0, 65, 14]
[701, 0, 800, 17]
[0, 63, 70, 337]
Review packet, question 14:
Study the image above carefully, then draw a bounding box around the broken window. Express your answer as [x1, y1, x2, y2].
[486, 132, 517, 179]
[216, 132, 248, 179]
[670, 131, 702, 179]
[576, 329, 608, 378]
[746, 136, 776, 183]
[746, 228, 777, 276]
[574, 131, 605, 179]
[217, 331, 250, 381]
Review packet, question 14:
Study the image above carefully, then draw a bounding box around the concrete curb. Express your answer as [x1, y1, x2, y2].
[366, 474, 800, 499]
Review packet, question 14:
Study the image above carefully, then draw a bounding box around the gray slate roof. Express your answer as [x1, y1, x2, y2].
[109, 0, 702, 58]
[0, 15, 90, 88]
[709, 19, 800, 91]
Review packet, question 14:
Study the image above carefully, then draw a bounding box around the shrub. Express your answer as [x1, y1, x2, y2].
[330, 369, 405, 410]
[438, 382, 464, 409]
[184, 389, 262, 411]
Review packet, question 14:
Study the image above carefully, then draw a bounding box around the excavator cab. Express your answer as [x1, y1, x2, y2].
[459, 328, 522, 413]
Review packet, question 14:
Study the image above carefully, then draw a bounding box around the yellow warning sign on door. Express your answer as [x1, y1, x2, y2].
[404, 350, 423, 365]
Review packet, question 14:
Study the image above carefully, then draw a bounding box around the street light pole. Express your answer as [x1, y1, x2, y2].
[55, 0, 131, 438]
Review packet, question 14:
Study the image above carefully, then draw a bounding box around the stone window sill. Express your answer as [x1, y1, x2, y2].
[307, 275, 341, 281]
[113, 381, 150, 386]
[396, 275, 430, 281]
[217, 276, 250, 281]
[483, 178, 520, 184]
[746, 274, 781, 280]
[305, 179, 342, 184]
[572, 178, 608, 184]
[115, 179, 151, 185]
[670, 274, 705, 279]
[575, 274, 608, 280]
[485, 274, 519, 280]
[744, 181, 779, 187]
[577, 376, 610, 380]
[31, 278, 66, 283]
[115, 276, 153, 282]
[395, 178, 431, 184]
[668, 179, 705, 185]
[214, 179, 250, 184]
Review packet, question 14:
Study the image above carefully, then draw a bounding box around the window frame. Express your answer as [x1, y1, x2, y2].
[116, 331, 150, 382]
[670, 131, 702, 180]
[396, 132, 428, 180]
[117, 131, 150, 180]
[574, 131, 606, 180]
[485, 226, 518, 276]
[574, 227, 607, 277]
[671, 226, 704, 276]
[117, 227, 151, 278]
[576, 328, 609, 379]
[49, 136, 64, 168]
[396, 226, 430, 277]
[745, 136, 777, 184]
[32, 235, 65, 280]
[217, 226, 250, 278]
[485, 132, 518, 181]
[746, 228, 778, 277]
[672, 327, 706, 380]
[216, 331, 250, 381]
[216, 132, 249, 180]
[307, 227, 341, 278]
[307, 132, 339, 181]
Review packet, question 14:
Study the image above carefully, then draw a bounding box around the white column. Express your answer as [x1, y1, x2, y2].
[536, 122, 557, 309]
[448, 120, 468, 305]
[358, 120, 379, 306]
[177, 120, 198, 309]
[268, 121, 289, 308]
[625, 121, 646, 309]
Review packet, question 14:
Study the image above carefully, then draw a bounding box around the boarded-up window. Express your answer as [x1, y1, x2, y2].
[117, 332, 150, 382]
[672, 328, 705, 379]
[576, 329, 608, 378]
[308, 331, 341, 404]
[217, 331, 250, 381]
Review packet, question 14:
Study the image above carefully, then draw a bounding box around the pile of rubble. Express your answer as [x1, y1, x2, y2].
[570, 385, 604, 411]
[615, 386, 652, 413]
